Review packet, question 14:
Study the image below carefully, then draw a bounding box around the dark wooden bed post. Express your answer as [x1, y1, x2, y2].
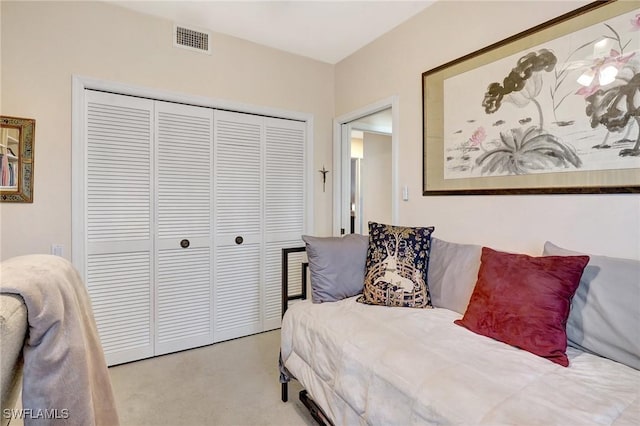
[281, 246, 307, 403]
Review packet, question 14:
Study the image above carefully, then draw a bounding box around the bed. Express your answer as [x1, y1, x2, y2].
[281, 297, 639, 425]
[279, 230, 640, 425]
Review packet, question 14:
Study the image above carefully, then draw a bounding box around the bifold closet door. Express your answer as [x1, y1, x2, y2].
[84, 92, 215, 365]
[263, 117, 306, 331]
[154, 102, 214, 356]
[213, 111, 264, 342]
[83, 91, 306, 362]
[213, 111, 306, 340]
[84, 90, 154, 365]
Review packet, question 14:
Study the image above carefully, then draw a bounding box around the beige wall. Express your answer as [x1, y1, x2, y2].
[2, 1, 639, 262]
[335, 0, 640, 259]
[0, 1, 334, 260]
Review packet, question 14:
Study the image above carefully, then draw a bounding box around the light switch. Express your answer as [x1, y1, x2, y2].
[402, 186, 409, 201]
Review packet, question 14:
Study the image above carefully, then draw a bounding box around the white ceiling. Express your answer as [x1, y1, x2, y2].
[108, 0, 436, 64]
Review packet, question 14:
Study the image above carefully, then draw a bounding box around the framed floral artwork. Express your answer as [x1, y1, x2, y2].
[422, 0, 640, 195]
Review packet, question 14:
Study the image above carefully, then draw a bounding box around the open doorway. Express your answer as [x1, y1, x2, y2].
[333, 97, 398, 236]
[349, 113, 392, 234]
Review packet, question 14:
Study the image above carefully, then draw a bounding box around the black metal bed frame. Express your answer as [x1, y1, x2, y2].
[281, 246, 307, 403]
[280, 246, 334, 426]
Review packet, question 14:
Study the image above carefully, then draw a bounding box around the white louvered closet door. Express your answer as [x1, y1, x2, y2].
[213, 110, 264, 342]
[84, 90, 154, 366]
[154, 102, 214, 355]
[263, 117, 306, 330]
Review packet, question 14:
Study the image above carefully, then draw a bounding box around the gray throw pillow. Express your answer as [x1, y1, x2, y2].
[427, 238, 482, 314]
[302, 234, 369, 303]
[543, 242, 640, 370]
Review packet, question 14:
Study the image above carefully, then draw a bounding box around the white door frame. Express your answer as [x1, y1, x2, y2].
[332, 96, 399, 236]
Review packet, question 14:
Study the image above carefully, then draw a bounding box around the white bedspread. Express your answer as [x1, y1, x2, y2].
[281, 297, 640, 425]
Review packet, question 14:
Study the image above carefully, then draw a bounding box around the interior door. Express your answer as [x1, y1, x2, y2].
[154, 101, 214, 355]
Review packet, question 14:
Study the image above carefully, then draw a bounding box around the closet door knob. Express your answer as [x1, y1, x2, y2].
[235, 236, 244, 245]
[180, 239, 190, 248]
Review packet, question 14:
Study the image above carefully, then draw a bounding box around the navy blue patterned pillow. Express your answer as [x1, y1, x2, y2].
[358, 222, 435, 308]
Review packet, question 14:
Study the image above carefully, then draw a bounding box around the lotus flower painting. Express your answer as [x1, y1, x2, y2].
[443, 8, 640, 180]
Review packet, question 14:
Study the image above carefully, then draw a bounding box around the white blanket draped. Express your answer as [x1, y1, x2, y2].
[0, 255, 119, 426]
[281, 297, 640, 425]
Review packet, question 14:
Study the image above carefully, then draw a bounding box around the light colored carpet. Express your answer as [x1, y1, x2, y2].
[108, 330, 315, 426]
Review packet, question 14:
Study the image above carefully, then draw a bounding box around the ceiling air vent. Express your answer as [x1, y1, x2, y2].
[174, 24, 212, 54]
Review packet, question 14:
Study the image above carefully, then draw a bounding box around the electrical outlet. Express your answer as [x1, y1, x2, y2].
[51, 244, 64, 257]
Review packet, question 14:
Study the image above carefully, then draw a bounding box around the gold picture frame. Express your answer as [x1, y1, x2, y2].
[1, 116, 35, 202]
[422, 0, 640, 195]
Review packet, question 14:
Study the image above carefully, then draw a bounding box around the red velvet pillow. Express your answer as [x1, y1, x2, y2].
[454, 247, 589, 367]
